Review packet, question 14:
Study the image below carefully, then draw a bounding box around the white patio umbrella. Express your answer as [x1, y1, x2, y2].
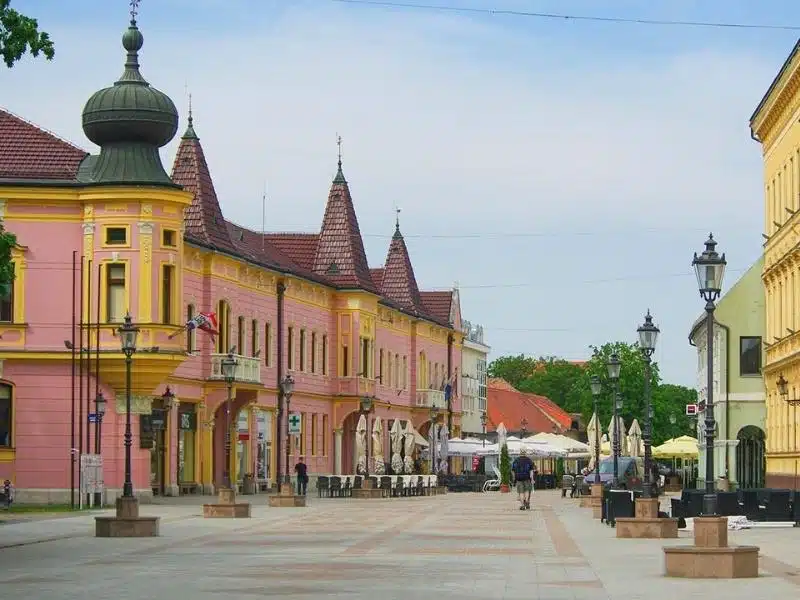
[356, 414, 368, 474]
[496, 422, 507, 449]
[372, 417, 385, 475]
[586, 413, 600, 470]
[438, 425, 449, 474]
[627, 419, 642, 458]
[607, 415, 628, 457]
[402, 421, 415, 473]
[389, 419, 404, 473]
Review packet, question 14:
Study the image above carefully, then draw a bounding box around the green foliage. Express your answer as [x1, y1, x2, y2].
[0, 0, 54, 68]
[499, 443, 511, 486]
[487, 354, 537, 388]
[490, 342, 699, 447]
[0, 221, 15, 288]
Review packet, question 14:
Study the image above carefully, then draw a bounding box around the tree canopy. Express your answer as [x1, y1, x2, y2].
[488, 343, 697, 445]
[1, 1, 53, 68]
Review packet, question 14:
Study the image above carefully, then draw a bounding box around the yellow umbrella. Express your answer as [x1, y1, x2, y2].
[653, 435, 698, 459]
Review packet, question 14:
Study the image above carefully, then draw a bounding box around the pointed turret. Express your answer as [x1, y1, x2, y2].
[312, 158, 377, 292]
[171, 114, 238, 254]
[381, 219, 423, 312]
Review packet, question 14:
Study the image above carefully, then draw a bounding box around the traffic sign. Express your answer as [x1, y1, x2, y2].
[686, 404, 698, 416]
[88, 413, 98, 423]
[288, 412, 302, 435]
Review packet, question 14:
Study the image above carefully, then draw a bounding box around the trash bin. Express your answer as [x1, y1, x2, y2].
[242, 474, 255, 495]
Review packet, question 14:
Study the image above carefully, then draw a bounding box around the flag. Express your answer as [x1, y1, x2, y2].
[169, 311, 219, 340]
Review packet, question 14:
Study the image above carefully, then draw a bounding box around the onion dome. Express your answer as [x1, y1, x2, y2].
[81, 16, 178, 185]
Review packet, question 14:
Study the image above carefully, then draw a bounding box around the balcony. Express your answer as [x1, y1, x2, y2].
[209, 353, 262, 385]
[337, 377, 376, 397]
[416, 389, 446, 409]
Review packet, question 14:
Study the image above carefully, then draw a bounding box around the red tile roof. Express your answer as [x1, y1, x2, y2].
[381, 227, 423, 312]
[263, 233, 318, 270]
[0, 108, 87, 180]
[370, 267, 385, 289]
[420, 291, 452, 323]
[311, 164, 378, 293]
[170, 123, 239, 254]
[486, 379, 570, 434]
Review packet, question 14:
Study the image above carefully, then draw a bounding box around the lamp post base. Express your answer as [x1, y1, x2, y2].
[95, 496, 160, 537]
[663, 517, 760, 578]
[590, 483, 603, 519]
[203, 487, 252, 518]
[267, 483, 307, 507]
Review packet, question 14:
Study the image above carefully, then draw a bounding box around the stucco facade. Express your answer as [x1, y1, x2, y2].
[459, 319, 489, 437]
[0, 17, 466, 503]
[750, 39, 800, 489]
[689, 258, 766, 489]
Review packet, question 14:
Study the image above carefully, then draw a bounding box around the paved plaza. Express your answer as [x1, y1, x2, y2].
[0, 491, 798, 599]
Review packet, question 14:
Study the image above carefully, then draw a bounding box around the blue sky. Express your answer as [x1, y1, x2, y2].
[3, 1, 800, 386]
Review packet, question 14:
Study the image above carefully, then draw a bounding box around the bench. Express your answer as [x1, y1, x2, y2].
[179, 482, 199, 495]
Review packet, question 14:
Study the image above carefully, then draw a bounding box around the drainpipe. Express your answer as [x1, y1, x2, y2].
[447, 333, 453, 434]
[276, 280, 286, 488]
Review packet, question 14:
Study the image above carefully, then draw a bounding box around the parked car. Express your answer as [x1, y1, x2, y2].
[580, 457, 646, 492]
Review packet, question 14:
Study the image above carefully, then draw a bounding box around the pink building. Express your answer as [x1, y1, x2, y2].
[0, 16, 463, 503]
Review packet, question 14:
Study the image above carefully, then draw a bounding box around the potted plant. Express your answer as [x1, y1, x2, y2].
[499, 443, 511, 493]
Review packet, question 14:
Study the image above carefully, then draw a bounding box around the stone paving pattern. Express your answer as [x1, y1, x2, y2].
[0, 491, 798, 599]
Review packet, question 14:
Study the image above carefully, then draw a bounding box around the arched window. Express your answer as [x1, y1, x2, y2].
[237, 316, 246, 355]
[186, 304, 196, 353]
[0, 384, 12, 448]
[216, 300, 231, 354]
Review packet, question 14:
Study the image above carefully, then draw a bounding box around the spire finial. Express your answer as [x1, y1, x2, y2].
[130, 0, 140, 24]
[188, 92, 193, 126]
[395, 206, 401, 232]
[336, 133, 342, 169]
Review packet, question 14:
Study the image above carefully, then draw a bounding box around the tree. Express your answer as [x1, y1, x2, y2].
[650, 383, 698, 444]
[499, 443, 511, 487]
[487, 354, 537, 389]
[0, 1, 54, 68]
[516, 357, 586, 414]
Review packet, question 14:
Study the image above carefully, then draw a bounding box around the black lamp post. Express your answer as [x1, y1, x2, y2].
[480, 412, 487, 448]
[93, 391, 106, 506]
[637, 310, 660, 498]
[280, 373, 295, 486]
[692, 233, 726, 516]
[430, 405, 439, 473]
[520, 417, 528, 438]
[220, 352, 238, 491]
[118, 313, 139, 498]
[590, 375, 602, 484]
[607, 353, 621, 488]
[360, 397, 374, 477]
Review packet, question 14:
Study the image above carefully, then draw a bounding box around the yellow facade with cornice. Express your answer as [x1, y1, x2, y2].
[751, 40, 800, 487]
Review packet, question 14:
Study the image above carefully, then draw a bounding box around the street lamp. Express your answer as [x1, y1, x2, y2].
[607, 353, 621, 488]
[360, 397, 374, 477]
[637, 310, 660, 498]
[93, 391, 107, 506]
[692, 233, 726, 516]
[590, 375, 602, 484]
[280, 373, 295, 486]
[119, 313, 139, 498]
[480, 411, 488, 448]
[520, 417, 528, 438]
[430, 405, 439, 473]
[220, 352, 238, 491]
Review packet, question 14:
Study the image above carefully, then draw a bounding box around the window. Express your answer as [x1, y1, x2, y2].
[394, 355, 400, 390]
[322, 335, 328, 375]
[477, 358, 487, 403]
[287, 327, 295, 370]
[387, 353, 393, 388]
[0, 384, 11, 447]
[299, 329, 307, 371]
[237, 316, 246, 355]
[379, 349, 385, 383]
[740, 337, 762, 376]
[105, 263, 126, 322]
[161, 265, 175, 324]
[360, 338, 370, 377]
[311, 414, 317, 455]
[311, 332, 317, 373]
[341, 344, 349, 377]
[322, 414, 328, 455]
[162, 228, 177, 248]
[251, 319, 258, 357]
[265, 323, 272, 366]
[403, 356, 408, 389]
[299, 412, 306, 455]
[216, 300, 231, 353]
[186, 304, 196, 353]
[0, 264, 14, 323]
[105, 226, 128, 245]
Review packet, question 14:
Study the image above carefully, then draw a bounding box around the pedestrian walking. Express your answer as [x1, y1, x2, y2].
[294, 456, 308, 496]
[511, 448, 534, 510]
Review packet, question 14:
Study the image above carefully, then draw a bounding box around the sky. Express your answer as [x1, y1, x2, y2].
[2, 0, 800, 386]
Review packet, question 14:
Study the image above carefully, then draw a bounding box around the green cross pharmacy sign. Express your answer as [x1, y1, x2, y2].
[288, 412, 302, 435]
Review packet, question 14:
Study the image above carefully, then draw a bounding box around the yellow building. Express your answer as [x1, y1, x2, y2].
[749, 39, 800, 489]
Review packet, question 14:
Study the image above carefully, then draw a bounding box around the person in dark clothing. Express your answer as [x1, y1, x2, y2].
[511, 448, 534, 510]
[294, 457, 308, 496]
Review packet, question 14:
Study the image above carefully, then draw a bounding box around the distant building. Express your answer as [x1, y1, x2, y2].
[459, 320, 490, 437]
[485, 378, 572, 441]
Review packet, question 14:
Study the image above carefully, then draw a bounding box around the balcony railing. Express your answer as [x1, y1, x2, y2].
[416, 389, 446, 409]
[209, 353, 262, 385]
[337, 377, 376, 396]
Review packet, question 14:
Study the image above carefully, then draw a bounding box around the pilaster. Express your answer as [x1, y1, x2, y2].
[138, 221, 153, 322]
[334, 428, 343, 475]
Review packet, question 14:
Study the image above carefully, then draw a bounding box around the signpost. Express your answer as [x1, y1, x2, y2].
[685, 404, 698, 416]
[288, 412, 302, 435]
[80, 454, 104, 508]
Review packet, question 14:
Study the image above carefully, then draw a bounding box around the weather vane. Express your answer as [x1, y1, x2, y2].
[336, 133, 342, 165]
[130, 0, 140, 23]
[395, 206, 402, 229]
